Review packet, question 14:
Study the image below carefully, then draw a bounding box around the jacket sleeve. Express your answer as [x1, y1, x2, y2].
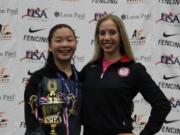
[134, 63, 171, 135]
[24, 72, 45, 135]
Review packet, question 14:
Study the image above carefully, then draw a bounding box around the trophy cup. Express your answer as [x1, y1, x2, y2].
[29, 79, 78, 135]
[40, 79, 65, 135]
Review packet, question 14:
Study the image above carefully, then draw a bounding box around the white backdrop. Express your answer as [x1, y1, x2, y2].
[0, 0, 180, 135]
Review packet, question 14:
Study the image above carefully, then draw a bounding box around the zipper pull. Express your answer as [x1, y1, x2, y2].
[100, 73, 104, 78]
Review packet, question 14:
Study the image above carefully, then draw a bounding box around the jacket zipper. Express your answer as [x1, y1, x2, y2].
[100, 73, 104, 78]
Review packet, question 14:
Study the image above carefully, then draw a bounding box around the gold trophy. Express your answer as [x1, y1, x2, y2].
[40, 79, 65, 135]
[29, 79, 78, 135]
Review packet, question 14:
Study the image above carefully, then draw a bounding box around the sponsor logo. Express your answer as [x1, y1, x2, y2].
[169, 97, 180, 108]
[121, 13, 151, 20]
[0, 94, 15, 101]
[130, 29, 146, 46]
[29, 27, 46, 33]
[24, 27, 47, 43]
[91, 0, 118, 4]
[169, 97, 180, 112]
[135, 55, 152, 63]
[0, 68, 10, 84]
[89, 11, 110, 23]
[54, 11, 85, 20]
[163, 32, 180, 37]
[163, 75, 180, 80]
[0, 68, 9, 78]
[23, 35, 48, 43]
[164, 119, 180, 124]
[155, 54, 180, 68]
[22, 8, 48, 21]
[158, 39, 180, 48]
[159, 81, 180, 91]
[158, 0, 180, 5]
[19, 121, 26, 128]
[127, 0, 144, 4]
[0, 112, 8, 128]
[0, 23, 12, 40]
[0, 8, 18, 15]
[20, 49, 47, 63]
[131, 29, 146, 40]
[0, 51, 16, 58]
[161, 126, 180, 134]
[156, 12, 180, 25]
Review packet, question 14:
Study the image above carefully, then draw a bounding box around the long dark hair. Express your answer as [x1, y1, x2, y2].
[45, 24, 76, 66]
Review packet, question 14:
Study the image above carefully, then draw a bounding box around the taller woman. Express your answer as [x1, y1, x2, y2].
[81, 14, 171, 135]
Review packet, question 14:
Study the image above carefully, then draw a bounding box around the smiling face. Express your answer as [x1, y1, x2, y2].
[98, 18, 121, 60]
[48, 27, 77, 63]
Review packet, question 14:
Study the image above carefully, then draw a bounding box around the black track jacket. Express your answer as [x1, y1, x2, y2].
[24, 63, 81, 135]
[80, 58, 171, 135]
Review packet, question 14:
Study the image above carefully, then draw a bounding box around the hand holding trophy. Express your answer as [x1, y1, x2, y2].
[29, 79, 66, 135]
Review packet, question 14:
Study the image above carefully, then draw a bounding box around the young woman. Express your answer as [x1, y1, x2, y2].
[80, 14, 171, 135]
[24, 24, 81, 135]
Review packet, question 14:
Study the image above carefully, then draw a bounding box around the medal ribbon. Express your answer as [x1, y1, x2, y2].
[57, 65, 80, 135]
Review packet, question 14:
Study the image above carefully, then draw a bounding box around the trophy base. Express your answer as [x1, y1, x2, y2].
[50, 123, 57, 135]
[50, 133, 57, 135]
